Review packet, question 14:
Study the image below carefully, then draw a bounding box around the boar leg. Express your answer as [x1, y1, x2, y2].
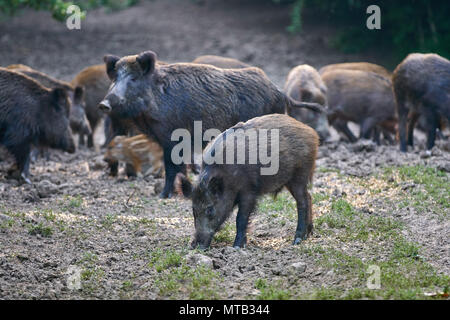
[7, 142, 32, 184]
[424, 109, 439, 150]
[333, 120, 357, 143]
[78, 134, 85, 147]
[407, 111, 420, 147]
[398, 111, 409, 152]
[161, 149, 185, 198]
[288, 175, 313, 245]
[372, 127, 381, 145]
[360, 118, 378, 140]
[233, 193, 257, 248]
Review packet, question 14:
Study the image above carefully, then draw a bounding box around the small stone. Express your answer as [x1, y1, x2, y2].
[91, 156, 107, 170]
[36, 180, 58, 198]
[289, 262, 307, 274]
[352, 139, 377, 153]
[186, 253, 214, 269]
[420, 150, 432, 159]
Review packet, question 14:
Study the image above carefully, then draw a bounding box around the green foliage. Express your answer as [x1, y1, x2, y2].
[0, 0, 82, 20]
[275, 0, 450, 60]
[0, 0, 139, 20]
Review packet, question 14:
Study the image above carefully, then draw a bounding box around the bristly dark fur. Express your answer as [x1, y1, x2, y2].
[393, 53, 450, 152]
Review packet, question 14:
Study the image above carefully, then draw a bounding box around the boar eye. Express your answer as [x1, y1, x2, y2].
[206, 206, 214, 217]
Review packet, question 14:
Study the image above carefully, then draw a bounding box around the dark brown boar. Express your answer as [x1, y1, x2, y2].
[284, 65, 330, 142]
[98, 51, 323, 199]
[179, 114, 319, 249]
[393, 53, 450, 152]
[7, 64, 91, 139]
[192, 55, 251, 69]
[321, 69, 397, 144]
[0, 68, 75, 183]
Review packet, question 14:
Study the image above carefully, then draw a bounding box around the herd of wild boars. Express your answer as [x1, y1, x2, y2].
[0, 51, 449, 248]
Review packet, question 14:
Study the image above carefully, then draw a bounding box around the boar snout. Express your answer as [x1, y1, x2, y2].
[99, 99, 112, 113]
[191, 233, 213, 250]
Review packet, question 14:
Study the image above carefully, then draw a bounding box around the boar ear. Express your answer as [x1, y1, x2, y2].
[51, 88, 68, 110]
[137, 51, 157, 75]
[73, 86, 85, 103]
[208, 176, 223, 196]
[104, 55, 120, 80]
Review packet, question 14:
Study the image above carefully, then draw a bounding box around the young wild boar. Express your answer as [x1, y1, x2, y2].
[98, 50, 323, 198]
[321, 69, 397, 144]
[7, 64, 91, 139]
[179, 114, 319, 249]
[284, 65, 330, 142]
[192, 55, 251, 69]
[0, 68, 75, 183]
[392, 53, 450, 152]
[103, 134, 163, 177]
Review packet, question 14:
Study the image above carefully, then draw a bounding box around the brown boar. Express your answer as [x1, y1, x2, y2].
[71, 64, 110, 148]
[321, 69, 397, 144]
[393, 53, 450, 151]
[179, 114, 319, 249]
[284, 65, 330, 142]
[103, 134, 163, 177]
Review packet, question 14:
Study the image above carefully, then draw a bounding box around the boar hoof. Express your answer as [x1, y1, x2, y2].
[293, 238, 304, 245]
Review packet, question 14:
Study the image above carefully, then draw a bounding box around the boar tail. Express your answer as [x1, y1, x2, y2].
[289, 98, 325, 113]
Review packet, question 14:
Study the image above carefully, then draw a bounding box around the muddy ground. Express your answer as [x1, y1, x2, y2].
[0, 0, 449, 300]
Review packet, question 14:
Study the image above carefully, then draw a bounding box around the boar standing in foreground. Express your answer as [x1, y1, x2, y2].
[392, 53, 450, 152]
[0, 68, 75, 183]
[321, 69, 397, 144]
[98, 51, 323, 198]
[7, 64, 91, 139]
[179, 114, 319, 249]
[192, 55, 251, 69]
[284, 65, 330, 142]
[104, 134, 163, 177]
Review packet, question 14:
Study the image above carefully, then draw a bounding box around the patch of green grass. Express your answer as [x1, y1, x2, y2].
[27, 222, 53, 237]
[258, 193, 296, 213]
[100, 213, 117, 230]
[254, 279, 292, 300]
[213, 223, 235, 244]
[298, 238, 449, 300]
[62, 195, 84, 213]
[0, 218, 15, 230]
[315, 199, 403, 242]
[312, 192, 329, 204]
[155, 264, 221, 299]
[148, 248, 184, 272]
[384, 165, 449, 216]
